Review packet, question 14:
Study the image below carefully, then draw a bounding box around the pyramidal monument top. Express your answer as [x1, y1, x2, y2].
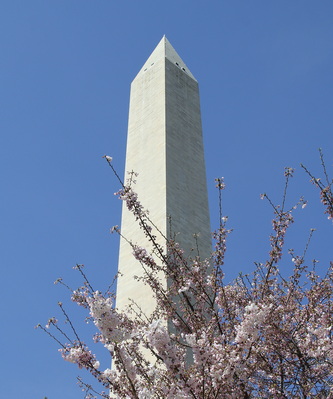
[135, 36, 196, 81]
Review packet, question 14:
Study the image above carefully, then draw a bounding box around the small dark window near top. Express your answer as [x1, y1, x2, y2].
[182, 68, 186, 72]
[144, 68, 147, 71]
[175, 62, 179, 66]
[151, 63, 154, 66]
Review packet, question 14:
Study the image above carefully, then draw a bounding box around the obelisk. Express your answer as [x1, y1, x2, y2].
[116, 36, 211, 316]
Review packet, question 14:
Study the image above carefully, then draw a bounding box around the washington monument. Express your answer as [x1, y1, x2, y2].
[116, 36, 211, 316]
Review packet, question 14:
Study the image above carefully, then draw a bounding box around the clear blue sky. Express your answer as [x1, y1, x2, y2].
[1, 1, 332, 397]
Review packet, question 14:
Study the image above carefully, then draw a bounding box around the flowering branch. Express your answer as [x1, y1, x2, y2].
[39, 155, 333, 398]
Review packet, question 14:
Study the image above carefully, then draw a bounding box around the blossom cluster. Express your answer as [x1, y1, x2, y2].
[60, 344, 99, 370]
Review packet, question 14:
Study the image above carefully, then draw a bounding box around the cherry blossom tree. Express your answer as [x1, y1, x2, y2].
[38, 153, 333, 399]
